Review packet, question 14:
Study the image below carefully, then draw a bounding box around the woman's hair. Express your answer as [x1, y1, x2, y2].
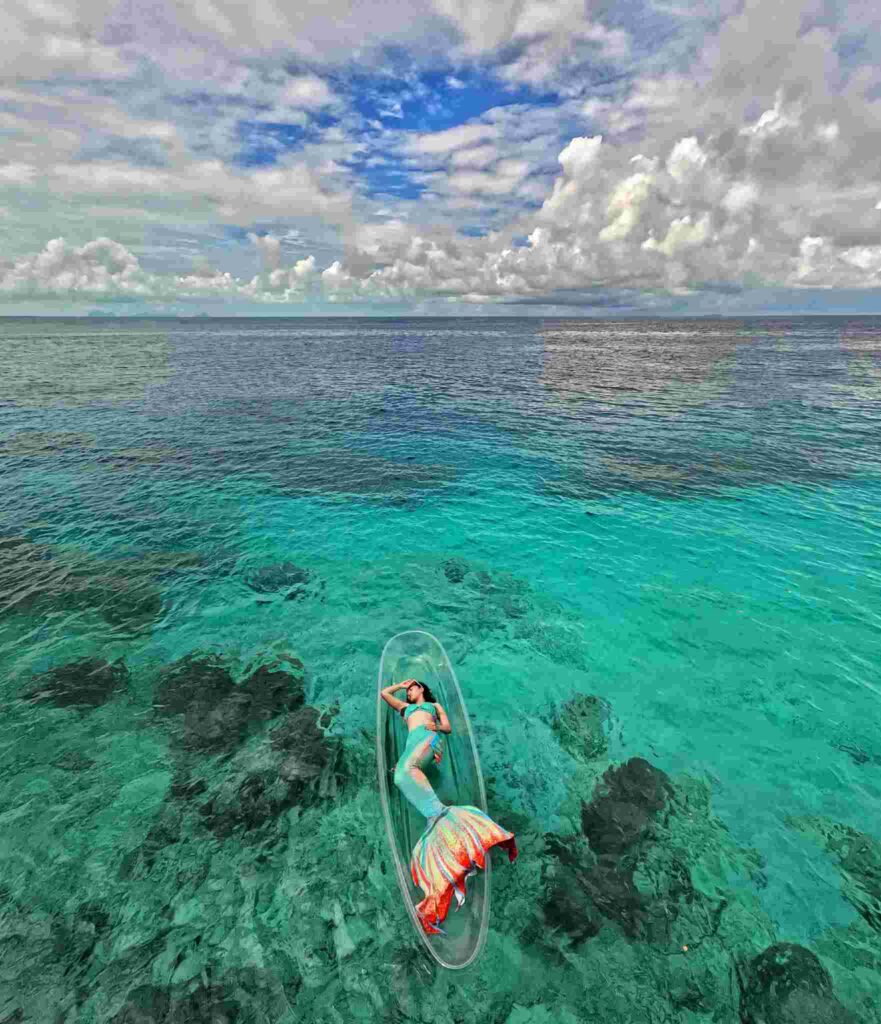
[399, 679, 436, 716]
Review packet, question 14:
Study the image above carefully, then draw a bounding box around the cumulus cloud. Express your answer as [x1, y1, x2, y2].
[310, 0, 881, 306]
[0, 237, 144, 298]
[5, 0, 881, 311]
[0, 236, 322, 304]
[318, 79, 881, 303]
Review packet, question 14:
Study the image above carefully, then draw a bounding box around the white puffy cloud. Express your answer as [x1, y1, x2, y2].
[0, 237, 143, 298]
[642, 213, 711, 257]
[279, 74, 337, 109]
[0, 236, 323, 304]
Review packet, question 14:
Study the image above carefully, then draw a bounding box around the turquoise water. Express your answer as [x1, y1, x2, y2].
[1, 316, 880, 1022]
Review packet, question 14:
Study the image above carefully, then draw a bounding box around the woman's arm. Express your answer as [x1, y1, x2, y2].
[380, 680, 412, 713]
[434, 703, 452, 734]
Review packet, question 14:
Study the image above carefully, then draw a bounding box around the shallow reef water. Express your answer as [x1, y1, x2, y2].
[1, 315, 880, 1022]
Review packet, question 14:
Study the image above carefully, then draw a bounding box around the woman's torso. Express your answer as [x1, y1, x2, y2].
[404, 702, 438, 731]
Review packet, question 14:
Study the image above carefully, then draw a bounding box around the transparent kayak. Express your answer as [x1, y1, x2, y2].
[376, 630, 490, 970]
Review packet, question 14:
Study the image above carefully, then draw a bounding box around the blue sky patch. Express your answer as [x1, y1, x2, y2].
[233, 120, 307, 167]
[347, 67, 558, 135]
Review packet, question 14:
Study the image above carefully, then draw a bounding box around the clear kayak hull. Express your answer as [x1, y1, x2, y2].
[376, 629, 490, 969]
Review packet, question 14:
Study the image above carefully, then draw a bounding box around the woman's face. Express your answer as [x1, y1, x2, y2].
[406, 683, 423, 703]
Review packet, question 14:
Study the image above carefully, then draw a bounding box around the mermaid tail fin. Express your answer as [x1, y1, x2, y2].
[409, 805, 518, 936]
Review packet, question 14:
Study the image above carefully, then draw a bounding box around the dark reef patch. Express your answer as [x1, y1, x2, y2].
[90, 438, 456, 505]
[540, 439, 851, 505]
[268, 449, 455, 500]
[242, 562, 324, 603]
[739, 943, 857, 1024]
[581, 757, 672, 855]
[0, 537, 167, 631]
[110, 982, 240, 1023]
[22, 657, 129, 711]
[152, 654, 307, 755]
[442, 557, 469, 584]
[49, 900, 113, 988]
[542, 757, 686, 944]
[551, 693, 611, 762]
[150, 653, 339, 839]
[244, 561, 310, 594]
[54, 750, 97, 772]
[189, 706, 342, 839]
[152, 654, 236, 716]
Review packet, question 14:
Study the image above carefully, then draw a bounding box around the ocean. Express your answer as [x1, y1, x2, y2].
[1, 315, 879, 1022]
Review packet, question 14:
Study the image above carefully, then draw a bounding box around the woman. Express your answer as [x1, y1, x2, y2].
[380, 677, 518, 936]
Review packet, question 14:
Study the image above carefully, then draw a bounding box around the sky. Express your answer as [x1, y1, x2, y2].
[2, 0, 881, 315]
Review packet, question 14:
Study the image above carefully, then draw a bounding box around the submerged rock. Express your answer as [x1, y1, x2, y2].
[109, 984, 171, 1023]
[168, 984, 241, 1023]
[153, 654, 307, 754]
[97, 580, 164, 628]
[168, 773, 208, 801]
[245, 662, 306, 721]
[110, 982, 240, 1024]
[0, 536, 164, 630]
[23, 657, 128, 710]
[153, 654, 235, 715]
[740, 943, 856, 1024]
[182, 691, 254, 754]
[244, 562, 312, 596]
[543, 757, 680, 943]
[581, 758, 672, 856]
[442, 557, 469, 584]
[273, 706, 339, 794]
[0, 536, 59, 615]
[552, 694, 610, 761]
[582, 799, 652, 857]
[543, 863, 603, 942]
[49, 900, 113, 984]
[54, 750, 97, 771]
[193, 706, 342, 838]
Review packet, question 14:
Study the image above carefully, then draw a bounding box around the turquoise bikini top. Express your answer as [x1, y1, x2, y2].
[403, 702, 438, 721]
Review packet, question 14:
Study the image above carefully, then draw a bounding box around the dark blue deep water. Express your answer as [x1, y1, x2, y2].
[1, 316, 880, 1022]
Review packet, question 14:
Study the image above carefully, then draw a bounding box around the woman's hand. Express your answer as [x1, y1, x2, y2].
[423, 721, 437, 732]
[383, 681, 409, 695]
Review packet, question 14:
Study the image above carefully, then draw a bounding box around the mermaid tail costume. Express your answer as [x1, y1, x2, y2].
[394, 702, 518, 935]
